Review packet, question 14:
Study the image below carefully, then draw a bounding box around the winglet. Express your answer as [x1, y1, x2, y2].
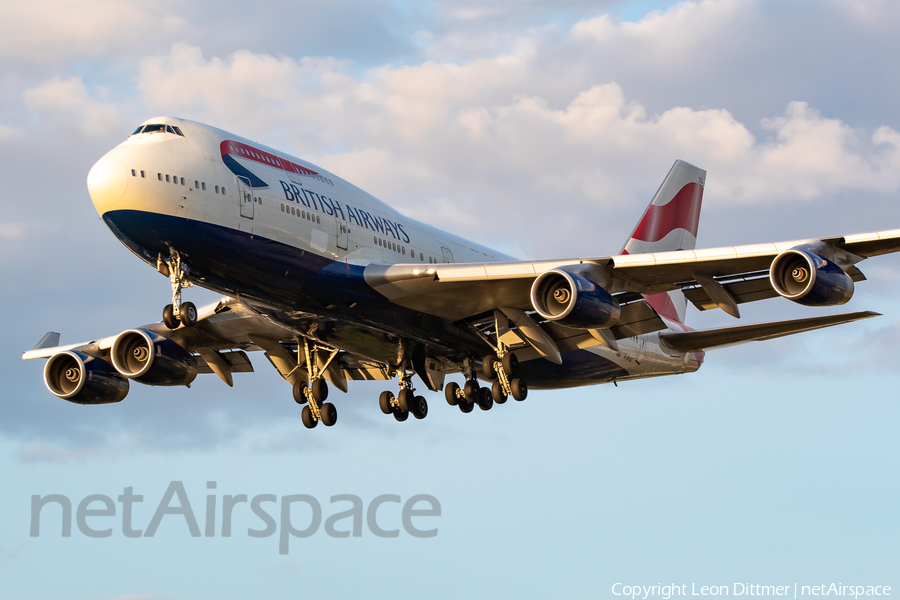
[32, 332, 60, 351]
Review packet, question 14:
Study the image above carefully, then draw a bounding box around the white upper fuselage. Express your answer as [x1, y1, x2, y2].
[88, 116, 512, 270]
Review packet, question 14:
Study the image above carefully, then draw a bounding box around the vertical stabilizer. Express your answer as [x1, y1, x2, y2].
[622, 160, 706, 326]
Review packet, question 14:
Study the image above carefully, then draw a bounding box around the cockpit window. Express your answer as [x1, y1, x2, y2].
[130, 124, 185, 137]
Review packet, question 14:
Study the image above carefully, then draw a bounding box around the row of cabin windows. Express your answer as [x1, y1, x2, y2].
[373, 236, 435, 262]
[281, 203, 321, 224]
[130, 169, 226, 195]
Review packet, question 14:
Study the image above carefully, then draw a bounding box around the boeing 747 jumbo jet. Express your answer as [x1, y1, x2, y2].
[22, 117, 900, 428]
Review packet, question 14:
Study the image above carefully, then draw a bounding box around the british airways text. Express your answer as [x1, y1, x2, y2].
[280, 180, 410, 243]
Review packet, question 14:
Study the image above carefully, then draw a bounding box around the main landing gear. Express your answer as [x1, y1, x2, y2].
[159, 252, 197, 330]
[291, 339, 340, 429]
[445, 352, 527, 414]
[378, 366, 428, 423]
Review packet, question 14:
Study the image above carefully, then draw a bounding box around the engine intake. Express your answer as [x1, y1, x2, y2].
[110, 329, 198, 386]
[531, 269, 620, 329]
[769, 249, 854, 306]
[44, 351, 129, 405]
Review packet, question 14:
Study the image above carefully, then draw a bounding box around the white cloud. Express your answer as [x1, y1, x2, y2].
[131, 43, 900, 258]
[23, 76, 123, 136]
[0, 0, 183, 64]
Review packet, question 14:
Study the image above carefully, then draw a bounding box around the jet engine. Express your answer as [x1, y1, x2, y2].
[769, 248, 854, 306]
[44, 351, 129, 405]
[110, 329, 198, 386]
[530, 269, 621, 328]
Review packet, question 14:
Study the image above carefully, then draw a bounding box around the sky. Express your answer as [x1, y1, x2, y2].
[2, 0, 900, 598]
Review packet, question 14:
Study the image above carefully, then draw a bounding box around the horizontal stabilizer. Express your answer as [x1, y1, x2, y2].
[658, 311, 880, 353]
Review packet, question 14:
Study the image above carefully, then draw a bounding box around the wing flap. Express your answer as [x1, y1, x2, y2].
[658, 311, 879, 353]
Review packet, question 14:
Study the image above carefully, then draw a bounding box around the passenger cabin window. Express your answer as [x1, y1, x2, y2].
[166, 175, 170, 182]
[195, 180, 199, 188]
[158, 173, 162, 181]
[201, 182, 206, 190]
[141, 170, 145, 178]
[180, 177, 185, 185]
[131, 169, 136, 176]
[215, 185, 219, 193]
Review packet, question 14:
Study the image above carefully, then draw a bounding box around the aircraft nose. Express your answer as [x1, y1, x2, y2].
[87, 153, 128, 215]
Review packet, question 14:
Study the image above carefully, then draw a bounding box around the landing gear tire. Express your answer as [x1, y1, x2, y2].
[445, 381, 460, 406]
[398, 388, 414, 412]
[393, 408, 409, 422]
[477, 387, 493, 411]
[492, 381, 508, 404]
[301, 405, 318, 429]
[162, 304, 179, 330]
[311, 378, 328, 402]
[482, 354, 497, 380]
[320, 403, 337, 427]
[179, 302, 198, 327]
[463, 380, 480, 404]
[458, 399, 474, 414]
[379, 391, 394, 415]
[501, 353, 518, 376]
[511, 377, 527, 401]
[411, 396, 428, 419]
[293, 381, 308, 404]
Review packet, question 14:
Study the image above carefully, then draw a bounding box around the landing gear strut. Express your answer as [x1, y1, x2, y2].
[292, 338, 339, 429]
[159, 252, 197, 330]
[444, 356, 495, 413]
[379, 364, 428, 422]
[483, 349, 527, 402]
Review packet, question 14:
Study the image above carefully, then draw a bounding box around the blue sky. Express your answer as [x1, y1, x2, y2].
[2, 1, 899, 598]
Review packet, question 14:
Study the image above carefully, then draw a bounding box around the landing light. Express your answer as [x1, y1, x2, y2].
[412, 269, 420, 275]
[426, 268, 435, 274]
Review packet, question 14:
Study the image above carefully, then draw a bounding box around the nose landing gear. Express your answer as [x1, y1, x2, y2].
[158, 252, 197, 330]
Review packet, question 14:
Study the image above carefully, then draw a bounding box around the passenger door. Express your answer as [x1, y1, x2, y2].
[336, 219, 349, 250]
[237, 176, 254, 219]
[441, 246, 454, 263]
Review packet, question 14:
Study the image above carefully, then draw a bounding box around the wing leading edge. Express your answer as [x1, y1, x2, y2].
[363, 228, 900, 322]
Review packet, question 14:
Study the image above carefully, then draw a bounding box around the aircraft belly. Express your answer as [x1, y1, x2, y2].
[102, 209, 484, 361]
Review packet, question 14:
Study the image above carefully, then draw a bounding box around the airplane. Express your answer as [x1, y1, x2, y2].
[21, 116, 900, 429]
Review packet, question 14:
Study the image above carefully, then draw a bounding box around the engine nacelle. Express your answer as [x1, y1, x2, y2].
[769, 249, 854, 306]
[530, 269, 621, 328]
[44, 351, 129, 405]
[110, 329, 198, 386]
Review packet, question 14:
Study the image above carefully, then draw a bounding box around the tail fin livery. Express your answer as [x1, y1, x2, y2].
[622, 160, 706, 326]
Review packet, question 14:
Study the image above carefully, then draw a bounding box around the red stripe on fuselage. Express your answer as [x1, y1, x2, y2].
[220, 140, 319, 177]
[630, 182, 703, 243]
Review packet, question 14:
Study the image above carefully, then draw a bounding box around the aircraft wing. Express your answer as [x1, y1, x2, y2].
[22, 297, 391, 388]
[658, 310, 880, 353]
[363, 228, 900, 321]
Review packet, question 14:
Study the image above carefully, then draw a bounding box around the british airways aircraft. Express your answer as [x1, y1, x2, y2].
[22, 117, 900, 429]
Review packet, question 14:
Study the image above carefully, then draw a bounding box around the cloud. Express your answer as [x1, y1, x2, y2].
[4, 0, 900, 455]
[130, 42, 900, 260]
[23, 76, 124, 137]
[0, 0, 183, 64]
